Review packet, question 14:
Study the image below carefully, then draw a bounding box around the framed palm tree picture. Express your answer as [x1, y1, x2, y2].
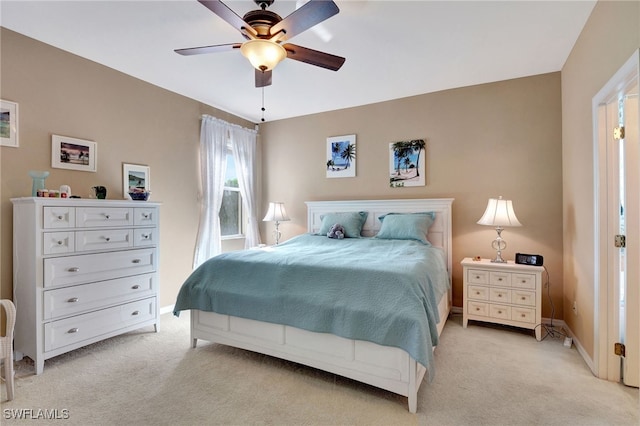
[326, 134, 356, 178]
[389, 139, 426, 187]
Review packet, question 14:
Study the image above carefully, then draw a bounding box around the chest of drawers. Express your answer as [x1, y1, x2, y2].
[461, 258, 544, 340]
[11, 197, 160, 374]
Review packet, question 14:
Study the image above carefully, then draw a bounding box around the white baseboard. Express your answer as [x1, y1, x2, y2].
[160, 304, 175, 315]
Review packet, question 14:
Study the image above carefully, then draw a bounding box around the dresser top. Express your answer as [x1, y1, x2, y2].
[461, 257, 544, 272]
[11, 197, 161, 207]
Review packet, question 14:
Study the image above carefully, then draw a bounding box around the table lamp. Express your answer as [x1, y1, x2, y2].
[477, 196, 522, 263]
[263, 201, 290, 245]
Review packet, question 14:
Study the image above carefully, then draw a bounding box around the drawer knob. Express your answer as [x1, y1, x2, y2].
[131, 285, 140, 290]
[475, 291, 480, 295]
[475, 276, 480, 279]
[521, 280, 526, 284]
[67, 297, 79, 303]
[521, 314, 526, 318]
[57, 215, 64, 220]
[498, 278, 503, 281]
[68, 267, 80, 272]
[132, 259, 141, 264]
[475, 307, 480, 311]
[143, 213, 149, 219]
[105, 237, 111, 242]
[57, 240, 63, 245]
[105, 214, 110, 219]
[498, 294, 503, 298]
[521, 296, 526, 300]
[132, 311, 140, 316]
[68, 328, 79, 334]
[142, 234, 149, 239]
[498, 310, 503, 314]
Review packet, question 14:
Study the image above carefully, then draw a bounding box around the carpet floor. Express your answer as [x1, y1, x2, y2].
[1, 312, 638, 425]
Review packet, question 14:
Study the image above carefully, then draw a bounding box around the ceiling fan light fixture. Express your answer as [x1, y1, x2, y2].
[240, 39, 287, 71]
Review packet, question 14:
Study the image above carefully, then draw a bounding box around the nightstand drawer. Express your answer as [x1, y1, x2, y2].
[511, 306, 536, 324]
[512, 273, 536, 289]
[489, 304, 511, 320]
[467, 301, 488, 317]
[468, 285, 489, 301]
[468, 269, 489, 284]
[511, 289, 535, 306]
[134, 228, 157, 247]
[489, 288, 510, 303]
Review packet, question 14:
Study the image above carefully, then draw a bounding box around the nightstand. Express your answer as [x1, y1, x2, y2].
[461, 257, 544, 340]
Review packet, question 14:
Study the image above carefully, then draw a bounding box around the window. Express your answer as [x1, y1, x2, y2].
[219, 151, 243, 237]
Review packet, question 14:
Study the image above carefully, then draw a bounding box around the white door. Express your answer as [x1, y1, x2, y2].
[594, 50, 639, 387]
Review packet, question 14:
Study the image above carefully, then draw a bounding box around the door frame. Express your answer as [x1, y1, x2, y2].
[593, 49, 639, 381]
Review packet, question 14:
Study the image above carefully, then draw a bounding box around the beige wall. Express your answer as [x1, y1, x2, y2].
[259, 73, 564, 315]
[561, 1, 640, 362]
[0, 28, 254, 307]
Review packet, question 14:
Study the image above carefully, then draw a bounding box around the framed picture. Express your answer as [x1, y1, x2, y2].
[1, 99, 19, 148]
[51, 135, 97, 172]
[123, 163, 150, 199]
[389, 139, 426, 187]
[326, 134, 356, 178]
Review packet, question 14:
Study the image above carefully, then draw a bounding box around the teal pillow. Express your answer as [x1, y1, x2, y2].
[375, 212, 435, 245]
[317, 211, 368, 238]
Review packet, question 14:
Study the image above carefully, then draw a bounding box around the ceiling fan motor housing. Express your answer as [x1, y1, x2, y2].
[243, 9, 282, 38]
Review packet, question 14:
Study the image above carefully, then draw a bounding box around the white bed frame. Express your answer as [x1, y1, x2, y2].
[190, 198, 453, 413]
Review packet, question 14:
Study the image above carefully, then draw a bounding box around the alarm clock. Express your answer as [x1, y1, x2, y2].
[515, 253, 544, 266]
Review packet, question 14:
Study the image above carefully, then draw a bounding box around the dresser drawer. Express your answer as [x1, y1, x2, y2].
[134, 228, 157, 247]
[75, 207, 133, 228]
[468, 269, 489, 284]
[511, 306, 536, 324]
[490, 271, 511, 286]
[467, 285, 489, 301]
[489, 304, 511, 320]
[43, 273, 156, 320]
[511, 289, 536, 306]
[467, 301, 488, 317]
[43, 207, 75, 229]
[43, 248, 156, 288]
[511, 273, 536, 290]
[489, 287, 511, 303]
[44, 297, 156, 352]
[76, 229, 133, 252]
[43, 232, 75, 255]
[134, 207, 158, 226]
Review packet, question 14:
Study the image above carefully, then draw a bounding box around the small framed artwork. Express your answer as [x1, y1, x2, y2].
[123, 163, 150, 199]
[51, 135, 97, 172]
[326, 134, 356, 178]
[1, 99, 19, 148]
[389, 139, 426, 187]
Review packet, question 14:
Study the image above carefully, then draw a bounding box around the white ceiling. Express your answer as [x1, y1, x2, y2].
[1, 0, 596, 123]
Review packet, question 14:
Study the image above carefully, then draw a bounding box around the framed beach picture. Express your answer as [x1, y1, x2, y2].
[0, 99, 19, 148]
[123, 163, 150, 199]
[389, 139, 426, 187]
[326, 134, 356, 178]
[51, 135, 97, 172]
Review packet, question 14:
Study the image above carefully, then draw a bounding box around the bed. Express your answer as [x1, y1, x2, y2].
[173, 198, 453, 413]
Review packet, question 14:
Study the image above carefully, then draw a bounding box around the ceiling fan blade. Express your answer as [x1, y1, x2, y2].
[283, 43, 345, 71]
[197, 0, 257, 39]
[175, 43, 241, 56]
[255, 69, 273, 87]
[270, 0, 339, 42]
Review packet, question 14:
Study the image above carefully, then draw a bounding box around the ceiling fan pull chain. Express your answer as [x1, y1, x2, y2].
[261, 86, 266, 122]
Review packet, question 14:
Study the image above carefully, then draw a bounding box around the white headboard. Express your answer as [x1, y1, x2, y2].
[305, 198, 454, 274]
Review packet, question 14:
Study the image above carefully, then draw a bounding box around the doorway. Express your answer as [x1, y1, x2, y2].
[594, 49, 639, 387]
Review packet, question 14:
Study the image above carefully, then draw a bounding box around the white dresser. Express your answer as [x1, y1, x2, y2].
[11, 197, 160, 374]
[461, 258, 544, 340]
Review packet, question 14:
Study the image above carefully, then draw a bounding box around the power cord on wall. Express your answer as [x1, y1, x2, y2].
[534, 266, 569, 342]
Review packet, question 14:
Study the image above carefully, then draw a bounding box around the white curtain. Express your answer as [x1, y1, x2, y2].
[230, 124, 261, 248]
[193, 115, 228, 268]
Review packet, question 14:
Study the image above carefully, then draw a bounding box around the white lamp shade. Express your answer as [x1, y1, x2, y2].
[263, 202, 290, 222]
[477, 197, 522, 227]
[240, 39, 287, 71]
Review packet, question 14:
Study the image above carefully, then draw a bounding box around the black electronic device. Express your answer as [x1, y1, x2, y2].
[515, 253, 544, 266]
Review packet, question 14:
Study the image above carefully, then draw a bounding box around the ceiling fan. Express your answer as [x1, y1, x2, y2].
[175, 0, 346, 87]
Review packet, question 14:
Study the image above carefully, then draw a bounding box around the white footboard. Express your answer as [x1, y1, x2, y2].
[190, 289, 450, 413]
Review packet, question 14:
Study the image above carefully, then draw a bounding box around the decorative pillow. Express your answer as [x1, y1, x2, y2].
[375, 212, 436, 245]
[317, 211, 368, 238]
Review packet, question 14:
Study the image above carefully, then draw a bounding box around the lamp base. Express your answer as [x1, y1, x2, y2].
[490, 228, 508, 263]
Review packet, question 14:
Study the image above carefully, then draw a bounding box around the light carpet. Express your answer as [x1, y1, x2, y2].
[1, 312, 638, 425]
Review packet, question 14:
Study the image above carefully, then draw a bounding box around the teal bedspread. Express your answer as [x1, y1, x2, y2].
[173, 234, 450, 381]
